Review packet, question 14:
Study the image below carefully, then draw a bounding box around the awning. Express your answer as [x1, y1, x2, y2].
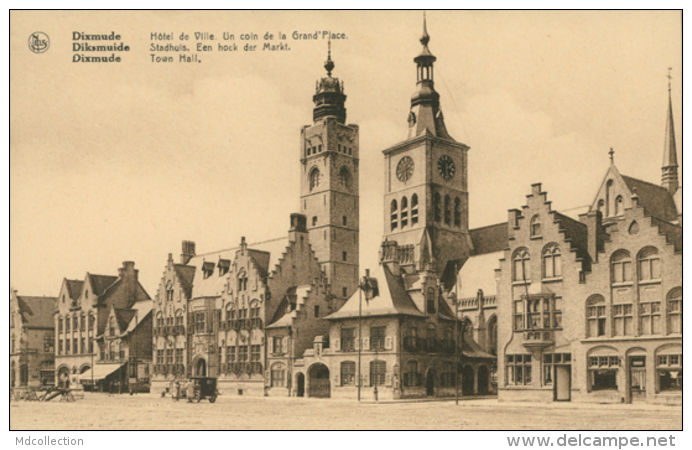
[78, 363, 124, 381]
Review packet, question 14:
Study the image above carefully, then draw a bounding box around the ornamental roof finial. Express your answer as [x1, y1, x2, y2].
[324, 40, 334, 76]
[421, 11, 430, 46]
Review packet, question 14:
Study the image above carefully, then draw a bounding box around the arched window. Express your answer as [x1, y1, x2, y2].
[309, 168, 320, 191]
[166, 284, 173, 302]
[454, 197, 462, 227]
[370, 360, 386, 386]
[611, 250, 632, 284]
[411, 194, 419, 225]
[638, 247, 661, 281]
[390, 199, 398, 231]
[88, 313, 95, 331]
[404, 361, 420, 387]
[433, 193, 441, 222]
[586, 295, 606, 337]
[530, 215, 541, 237]
[543, 244, 561, 278]
[615, 195, 624, 216]
[271, 363, 286, 387]
[426, 323, 437, 350]
[487, 316, 498, 355]
[667, 287, 682, 334]
[444, 195, 451, 225]
[513, 248, 531, 282]
[339, 167, 350, 189]
[340, 361, 356, 385]
[401, 196, 409, 228]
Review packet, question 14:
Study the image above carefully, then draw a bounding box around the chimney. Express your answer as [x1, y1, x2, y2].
[379, 239, 400, 276]
[508, 209, 521, 240]
[180, 240, 196, 265]
[120, 261, 138, 305]
[580, 210, 602, 264]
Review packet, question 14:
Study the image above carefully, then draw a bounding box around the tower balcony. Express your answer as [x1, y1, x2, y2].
[522, 330, 554, 349]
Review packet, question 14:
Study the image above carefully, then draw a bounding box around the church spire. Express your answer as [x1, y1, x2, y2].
[406, 13, 453, 141]
[662, 68, 678, 194]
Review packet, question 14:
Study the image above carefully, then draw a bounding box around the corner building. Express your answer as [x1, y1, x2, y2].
[497, 87, 682, 405]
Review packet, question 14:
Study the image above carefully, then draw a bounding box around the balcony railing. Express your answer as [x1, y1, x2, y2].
[523, 330, 554, 349]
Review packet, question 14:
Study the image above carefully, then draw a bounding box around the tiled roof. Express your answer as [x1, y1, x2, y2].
[650, 216, 682, 252]
[65, 279, 84, 301]
[622, 175, 678, 222]
[173, 264, 196, 299]
[470, 222, 508, 256]
[17, 296, 57, 328]
[326, 264, 425, 319]
[456, 251, 503, 299]
[552, 212, 589, 262]
[114, 308, 136, 332]
[88, 274, 119, 296]
[188, 237, 289, 299]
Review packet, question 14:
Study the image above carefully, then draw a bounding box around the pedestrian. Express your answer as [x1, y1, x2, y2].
[175, 381, 181, 401]
[186, 380, 195, 403]
[109, 380, 115, 397]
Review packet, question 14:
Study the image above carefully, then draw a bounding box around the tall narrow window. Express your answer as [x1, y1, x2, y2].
[667, 287, 682, 334]
[341, 361, 356, 385]
[444, 195, 451, 225]
[339, 167, 350, 189]
[411, 194, 419, 225]
[400, 196, 408, 228]
[370, 360, 386, 387]
[433, 193, 441, 222]
[530, 215, 541, 237]
[611, 250, 632, 284]
[309, 168, 320, 191]
[513, 248, 531, 282]
[426, 287, 436, 314]
[615, 195, 624, 215]
[543, 244, 562, 278]
[638, 247, 661, 281]
[586, 295, 607, 337]
[390, 199, 398, 231]
[639, 300, 662, 335]
[454, 197, 461, 227]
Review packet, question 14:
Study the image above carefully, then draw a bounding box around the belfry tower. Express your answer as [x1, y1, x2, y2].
[381, 16, 472, 278]
[300, 44, 360, 300]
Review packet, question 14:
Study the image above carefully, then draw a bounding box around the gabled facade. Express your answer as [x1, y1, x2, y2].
[498, 181, 681, 405]
[54, 261, 151, 390]
[10, 290, 57, 389]
[150, 214, 341, 397]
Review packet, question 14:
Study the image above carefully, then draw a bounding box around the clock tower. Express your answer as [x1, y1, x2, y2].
[382, 17, 472, 277]
[300, 44, 360, 300]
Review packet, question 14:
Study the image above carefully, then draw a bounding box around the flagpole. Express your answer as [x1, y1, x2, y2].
[357, 281, 362, 402]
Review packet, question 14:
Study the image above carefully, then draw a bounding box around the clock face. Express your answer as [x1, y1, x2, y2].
[396, 156, 414, 182]
[437, 155, 456, 181]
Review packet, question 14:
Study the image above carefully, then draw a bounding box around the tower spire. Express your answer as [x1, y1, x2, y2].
[325, 39, 334, 76]
[312, 40, 346, 123]
[662, 67, 678, 194]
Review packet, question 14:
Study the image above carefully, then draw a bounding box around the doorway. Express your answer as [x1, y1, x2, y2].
[296, 373, 305, 397]
[554, 365, 571, 401]
[426, 368, 435, 396]
[308, 364, 330, 398]
[629, 356, 646, 403]
[477, 365, 489, 395]
[461, 365, 475, 395]
[196, 358, 207, 377]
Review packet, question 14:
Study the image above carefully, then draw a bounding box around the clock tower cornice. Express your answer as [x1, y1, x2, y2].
[382, 134, 469, 156]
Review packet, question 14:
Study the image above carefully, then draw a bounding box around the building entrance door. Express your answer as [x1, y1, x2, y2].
[554, 365, 571, 401]
[477, 365, 489, 395]
[308, 364, 330, 398]
[296, 373, 305, 397]
[629, 356, 646, 403]
[426, 369, 435, 396]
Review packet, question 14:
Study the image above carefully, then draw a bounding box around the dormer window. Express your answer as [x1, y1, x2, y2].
[202, 261, 215, 279]
[218, 259, 230, 277]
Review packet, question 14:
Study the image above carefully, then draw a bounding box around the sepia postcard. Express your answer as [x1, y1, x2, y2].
[9, 10, 683, 437]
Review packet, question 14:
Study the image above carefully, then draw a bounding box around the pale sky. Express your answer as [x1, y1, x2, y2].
[10, 10, 682, 296]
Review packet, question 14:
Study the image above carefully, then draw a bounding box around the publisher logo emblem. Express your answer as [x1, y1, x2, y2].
[28, 32, 50, 53]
